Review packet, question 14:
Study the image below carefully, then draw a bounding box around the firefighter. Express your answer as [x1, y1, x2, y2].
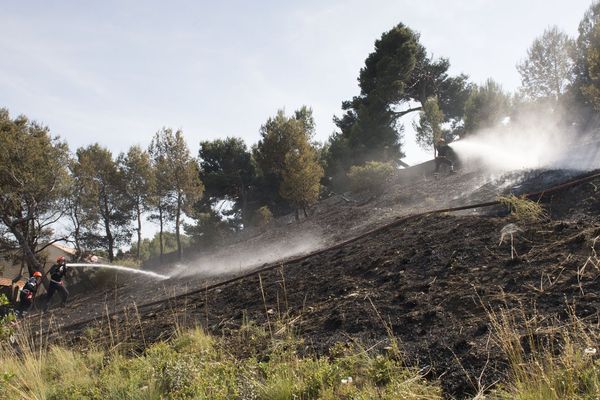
[434, 138, 455, 174]
[44, 256, 69, 310]
[16, 271, 42, 317]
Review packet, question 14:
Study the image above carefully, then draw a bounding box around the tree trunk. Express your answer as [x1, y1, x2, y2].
[294, 209, 299, 221]
[303, 206, 308, 218]
[175, 195, 182, 260]
[73, 210, 82, 261]
[6, 220, 43, 275]
[136, 203, 142, 260]
[159, 205, 164, 264]
[102, 193, 114, 262]
[105, 216, 114, 262]
[18, 256, 24, 280]
[240, 178, 248, 226]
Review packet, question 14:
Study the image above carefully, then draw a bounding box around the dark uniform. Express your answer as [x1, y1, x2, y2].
[44, 258, 69, 309]
[434, 140, 455, 173]
[17, 275, 41, 317]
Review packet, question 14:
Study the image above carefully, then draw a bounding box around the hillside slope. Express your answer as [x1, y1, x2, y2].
[30, 167, 600, 397]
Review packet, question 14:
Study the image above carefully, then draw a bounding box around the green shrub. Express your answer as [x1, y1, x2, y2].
[0, 294, 16, 342]
[347, 161, 395, 193]
[368, 355, 397, 386]
[0, 322, 442, 400]
[254, 205, 273, 228]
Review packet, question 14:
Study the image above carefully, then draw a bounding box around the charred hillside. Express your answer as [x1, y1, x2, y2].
[30, 168, 600, 397]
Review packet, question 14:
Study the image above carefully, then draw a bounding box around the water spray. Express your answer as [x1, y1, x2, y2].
[66, 263, 170, 280]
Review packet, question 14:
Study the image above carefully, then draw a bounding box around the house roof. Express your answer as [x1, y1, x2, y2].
[0, 277, 25, 289]
[45, 242, 77, 255]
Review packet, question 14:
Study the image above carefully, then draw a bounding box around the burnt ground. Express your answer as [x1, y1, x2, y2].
[20, 167, 600, 398]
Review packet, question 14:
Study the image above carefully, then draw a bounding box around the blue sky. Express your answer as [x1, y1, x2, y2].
[0, 0, 594, 164]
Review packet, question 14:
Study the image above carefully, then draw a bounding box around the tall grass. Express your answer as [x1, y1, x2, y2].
[488, 305, 600, 399]
[0, 321, 442, 400]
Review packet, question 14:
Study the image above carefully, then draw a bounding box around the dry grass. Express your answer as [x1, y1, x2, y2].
[0, 311, 442, 400]
[487, 304, 600, 399]
[497, 195, 548, 222]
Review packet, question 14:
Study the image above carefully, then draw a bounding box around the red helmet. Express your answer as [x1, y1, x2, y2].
[33, 271, 42, 278]
[57, 256, 66, 263]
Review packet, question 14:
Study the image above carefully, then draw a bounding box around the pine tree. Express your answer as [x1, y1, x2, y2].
[149, 128, 204, 260]
[279, 135, 324, 221]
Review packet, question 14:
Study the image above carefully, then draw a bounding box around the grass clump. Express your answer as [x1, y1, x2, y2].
[489, 307, 600, 399]
[497, 194, 547, 222]
[0, 324, 441, 399]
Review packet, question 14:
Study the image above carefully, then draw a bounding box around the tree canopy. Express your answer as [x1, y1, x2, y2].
[0, 109, 70, 274]
[118, 145, 155, 260]
[149, 128, 204, 260]
[4, 10, 600, 269]
[414, 96, 444, 154]
[328, 22, 470, 180]
[582, 22, 600, 111]
[73, 144, 132, 262]
[279, 133, 324, 220]
[517, 26, 574, 101]
[198, 137, 255, 226]
[253, 108, 317, 214]
[463, 79, 511, 135]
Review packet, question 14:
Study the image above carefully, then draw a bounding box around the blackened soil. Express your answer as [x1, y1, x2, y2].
[33, 170, 600, 398]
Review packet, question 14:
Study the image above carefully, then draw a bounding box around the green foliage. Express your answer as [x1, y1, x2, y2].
[0, 294, 16, 342]
[517, 26, 574, 101]
[347, 100, 404, 162]
[581, 21, 600, 111]
[463, 79, 511, 135]
[254, 206, 273, 228]
[414, 97, 445, 153]
[323, 132, 353, 188]
[293, 105, 316, 140]
[347, 161, 395, 193]
[254, 109, 313, 179]
[118, 145, 155, 260]
[436, 74, 473, 123]
[253, 107, 317, 215]
[0, 108, 70, 273]
[573, 2, 600, 94]
[333, 23, 419, 169]
[358, 23, 420, 102]
[131, 231, 191, 262]
[73, 144, 132, 262]
[0, 325, 442, 399]
[328, 22, 471, 182]
[197, 137, 255, 226]
[149, 128, 204, 260]
[279, 134, 324, 217]
[184, 209, 231, 247]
